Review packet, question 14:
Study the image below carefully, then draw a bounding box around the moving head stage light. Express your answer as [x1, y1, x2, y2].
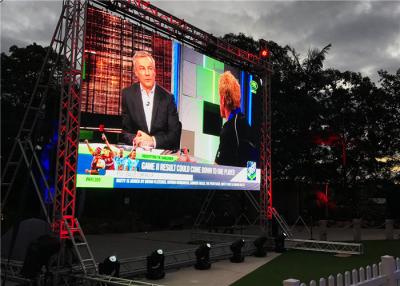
[146, 249, 165, 280]
[99, 255, 120, 277]
[194, 243, 211, 270]
[230, 239, 245, 263]
[253, 236, 268, 257]
[275, 232, 287, 253]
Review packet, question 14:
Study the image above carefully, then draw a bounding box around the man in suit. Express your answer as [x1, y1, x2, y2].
[121, 51, 181, 150]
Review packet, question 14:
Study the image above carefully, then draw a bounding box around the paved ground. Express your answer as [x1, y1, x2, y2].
[141, 253, 281, 286]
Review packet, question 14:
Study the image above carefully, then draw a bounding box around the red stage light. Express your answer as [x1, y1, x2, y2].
[99, 124, 105, 132]
[260, 49, 269, 58]
[259, 39, 269, 60]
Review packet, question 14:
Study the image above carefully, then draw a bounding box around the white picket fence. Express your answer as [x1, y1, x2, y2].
[283, 255, 400, 286]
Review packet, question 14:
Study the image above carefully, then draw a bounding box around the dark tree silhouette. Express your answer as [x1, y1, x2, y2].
[222, 33, 399, 220]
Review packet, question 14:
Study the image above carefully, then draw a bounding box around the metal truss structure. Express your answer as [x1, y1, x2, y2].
[0, 259, 164, 286]
[70, 274, 165, 286]
[1, 139, 53, 224]
[285, 239, 363, 255]
[191, 231, 363, 256]
[53, 0, 88, 238]
[2, 0, 272, 283]
[260, 72, 273, 227]
[0, 2, 69, 221]
[191, 231, 265, 244]
[0, 259, 33, 285]
[92, 0, 271, 74]
[271, 207, 293, 238]
[0, 0, 87, 238]
[193, 189, 262, 229]
[2, 0, 272, 238]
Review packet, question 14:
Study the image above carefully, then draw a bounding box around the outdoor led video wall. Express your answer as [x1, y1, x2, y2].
[76, 5, 261, 190]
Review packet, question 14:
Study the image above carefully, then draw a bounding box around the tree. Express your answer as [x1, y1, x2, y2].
[375, 69, 400, 182]
[377, 68, 400, 156]
[1, 43, 61, 106]
[1, 43, 61, 168]
[221, 33, 258, 54]
[222, 33, 399, 219]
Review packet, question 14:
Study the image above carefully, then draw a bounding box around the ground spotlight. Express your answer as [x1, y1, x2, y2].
[253, 236, 267, 257]
[230, 239, 245, 263]
[21, 235, 60, 279]
[98, 255, 120, 277]
[194, 243, 211, 270]
[146, 249, 165, 280]
[274, 232, 287, 253]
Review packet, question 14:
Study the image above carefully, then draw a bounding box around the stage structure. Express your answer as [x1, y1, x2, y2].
[1, 0, 272, 241]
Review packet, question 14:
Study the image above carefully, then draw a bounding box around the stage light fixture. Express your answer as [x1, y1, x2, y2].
[98, 255, 120, 277]
[146, 249, 165, 280]
[253, 236, 268, 257]
[21, 235, 61, 279]
[260, 49, 269, 58]
[194, 243, 211, 270]
[230, 239, 245, 263]
[259, 39, 270, 60]
[274, 232, 287, 253]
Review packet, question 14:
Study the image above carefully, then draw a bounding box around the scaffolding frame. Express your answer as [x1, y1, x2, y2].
[53, 0, 88, 238]
[1, 0, 272, 247]
[1, 0, 272, 282]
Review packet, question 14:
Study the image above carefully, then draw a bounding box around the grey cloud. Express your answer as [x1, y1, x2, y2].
[309, 2, 399, 46]
[302, 2, 400, 80]
[1, 1, 61, 51]
[1, 0, 399, 82]
[156, 1, 400, 81]
[1, 34, 27, 52]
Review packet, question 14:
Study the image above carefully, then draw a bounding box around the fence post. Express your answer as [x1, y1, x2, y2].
[385, 219, 394, 240]
[283, 279, 301, 286]
[353, 219, 362, 241]
[381, 255, 396, 286]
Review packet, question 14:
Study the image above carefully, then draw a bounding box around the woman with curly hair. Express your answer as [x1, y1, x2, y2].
[215, 71, 256, 167]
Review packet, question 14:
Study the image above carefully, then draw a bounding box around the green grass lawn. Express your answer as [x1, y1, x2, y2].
[231, 240, 400, 286]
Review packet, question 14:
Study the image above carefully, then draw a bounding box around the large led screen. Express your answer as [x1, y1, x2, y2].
[76, 5, 261, 190]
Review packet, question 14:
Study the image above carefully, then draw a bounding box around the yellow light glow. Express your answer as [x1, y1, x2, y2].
[375, 157, 390, 163]
[391, 166, 400, 173]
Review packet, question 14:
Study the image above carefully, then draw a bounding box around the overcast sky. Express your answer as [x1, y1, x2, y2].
[1, 1, 399, 82]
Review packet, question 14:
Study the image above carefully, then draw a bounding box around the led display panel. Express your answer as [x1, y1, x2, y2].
[76, 5, 261, 190]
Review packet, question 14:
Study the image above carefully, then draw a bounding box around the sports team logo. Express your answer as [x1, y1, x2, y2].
[247, 161, 256, 181]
